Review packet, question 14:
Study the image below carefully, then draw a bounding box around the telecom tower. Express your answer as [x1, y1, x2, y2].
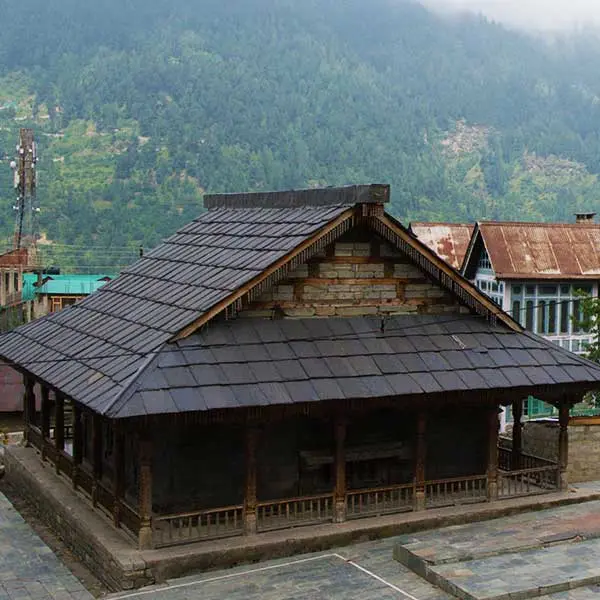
[10, 128, 39, 250]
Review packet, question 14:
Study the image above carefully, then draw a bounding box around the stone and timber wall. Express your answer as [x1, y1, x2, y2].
[242, 236, 468, 318]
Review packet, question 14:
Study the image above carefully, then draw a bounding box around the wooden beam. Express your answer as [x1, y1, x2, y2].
[487, 406, 500, 501]
[72, 404, 83, 490]
[113, 422, 125, 528]
[54, 394, 65, 475]
[558, 402, 570, 491]
[372, 214, 521, 332]
[171, 207, 357, 341]
[23, 377, 35, 447]
[91, 414, 102, 507]
[244, 426, 259, 535]
[414, 410, 427, 511]
[40, 386, 51, 461]
[511, 399, 523, 470]
[138, 435, 153, 550]
[333, 416, 347, 523]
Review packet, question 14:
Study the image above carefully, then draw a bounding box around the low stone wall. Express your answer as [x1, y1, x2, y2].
[521, 421, 559, 463]
[4, 445, 153, 591]
[567, 418, 600, 483]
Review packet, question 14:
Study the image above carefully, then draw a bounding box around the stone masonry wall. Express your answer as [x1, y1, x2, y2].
[242, 236, 468, 318]
[515, 418, 600, 483]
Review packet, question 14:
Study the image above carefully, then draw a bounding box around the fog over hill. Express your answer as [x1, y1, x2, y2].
[1, 0, 600, 266]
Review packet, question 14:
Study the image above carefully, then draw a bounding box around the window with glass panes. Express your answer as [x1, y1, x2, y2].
[510, 283, 592, 335]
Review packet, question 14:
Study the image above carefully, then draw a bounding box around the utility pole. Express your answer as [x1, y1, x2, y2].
[10, 128, 38, 250]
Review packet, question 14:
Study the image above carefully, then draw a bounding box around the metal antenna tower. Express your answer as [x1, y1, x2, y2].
[11, 128, 38, 250]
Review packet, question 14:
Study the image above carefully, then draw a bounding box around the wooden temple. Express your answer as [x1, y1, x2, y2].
[1, 184, 598, 550]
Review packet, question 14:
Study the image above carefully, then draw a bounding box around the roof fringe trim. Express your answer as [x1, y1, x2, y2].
[171, 207, 358, 341]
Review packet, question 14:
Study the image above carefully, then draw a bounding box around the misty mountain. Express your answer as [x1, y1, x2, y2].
[1, 0, 600, 260]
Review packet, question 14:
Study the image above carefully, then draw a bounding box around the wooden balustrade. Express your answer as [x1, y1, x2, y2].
[153, 505, 244, 547]
[498, 447, 511, 471]
[257, 494, 334, 532]
[425, 475, 488, 508]
[498, 465, 560, 498]
[27, 426, 43, 451]
[56, 451, 72, 477]
[96, 481, 115, 516]
[120, 501, 141, 537]
[346, 483, 414, 519]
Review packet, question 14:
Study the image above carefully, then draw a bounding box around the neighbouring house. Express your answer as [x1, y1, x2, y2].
[409, 222, 474, 270]
[461, 215, 600, 355]
[22, 273, 114, 319]
[1, 185, 599, 564]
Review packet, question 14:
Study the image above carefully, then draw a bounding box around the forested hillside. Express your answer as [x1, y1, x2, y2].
[2, 0, 600, 266]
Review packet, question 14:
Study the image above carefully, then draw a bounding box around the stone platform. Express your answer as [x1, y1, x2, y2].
[7, 444, 600, 593]
[394, 500, 600, 600]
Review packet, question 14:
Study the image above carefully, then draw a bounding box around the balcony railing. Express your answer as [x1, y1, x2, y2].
[346, 483, 413, 519]
[153, 505, 244, 547]
[425, 475, 488, 508]
[257, 494, 334, 532]
[499, 465, 560, 498]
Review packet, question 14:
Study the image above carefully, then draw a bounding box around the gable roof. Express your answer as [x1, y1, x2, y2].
[0, 184, 541, 416]
[108, 314, 600, 418]
[409, 222, 473, 270]
[463, 221, 600, 280]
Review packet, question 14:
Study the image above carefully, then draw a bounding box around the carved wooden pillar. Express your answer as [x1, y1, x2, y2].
[511, 399, 523, 471]
[72, 404, 83, 489]
[22, 376, 35, 446]
[91, 414, 102, 507]
[138, 435, 154, 550]
[414, 410, 427, 511]
[244, 426, 259, 535]
[333, 416, 347, 523]
[558, 402, 570, 491]
[487, 405, 500, 501]
[54, 394, 65, 474]
[40, 386, 51, 461]
[113, 422, 125, 528]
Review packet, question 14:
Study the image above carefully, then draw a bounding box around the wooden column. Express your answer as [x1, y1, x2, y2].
[244, 426, 259, 535]
[72, 404, 83, 489]
[558, 402, 570, 491]
[40, 386, 51, 461]
[333, 416, 347, 523]
[54, 395, 65, 475]
[113, 422, 125, 528]
[138, 435, 154, 550]
[511, 399, 523, 471]
[91, 414, 102, 507]
[487, 406, 500, 501]
[22, 377, 35, 446]
[414, 410, 427, 511]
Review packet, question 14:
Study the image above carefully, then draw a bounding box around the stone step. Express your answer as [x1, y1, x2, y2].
[424, 537, 600, 600]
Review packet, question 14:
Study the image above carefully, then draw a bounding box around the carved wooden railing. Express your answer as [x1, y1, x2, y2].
[499, 447, 558, 472]
[27, 426, 43, 451]
[96, 481, 115, 516]
[56, 450, 72, 476]
[498, 465, 560, 498]
[257, 494, 334, 532]
[120, 501, 141, 537]
[153, 505, 244, 547]
[425, 475, 488, 508]
[346, 483, 414, 519]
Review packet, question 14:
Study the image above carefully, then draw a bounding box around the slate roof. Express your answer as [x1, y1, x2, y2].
[463, 221, 600, 280]
[108, 314, 600, 418]
[410, 222, 474, 270]
[0, 204, 352, 412]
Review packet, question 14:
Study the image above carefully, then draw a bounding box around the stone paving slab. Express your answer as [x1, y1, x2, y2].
[541, 585, 600, 598]
[428, 537, 600, 600]
[0, 492, 92, 600]
[109, 538, 452, 600]
[395, 500, 600, 568]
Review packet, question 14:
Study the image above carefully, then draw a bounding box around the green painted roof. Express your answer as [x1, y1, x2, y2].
[22, 273, 115, 301]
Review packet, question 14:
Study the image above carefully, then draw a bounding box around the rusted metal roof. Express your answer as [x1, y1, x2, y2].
[469, 222, 600, 280]
[410, 223, 474, 270]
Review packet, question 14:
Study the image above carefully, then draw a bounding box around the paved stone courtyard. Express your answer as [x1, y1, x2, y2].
[0, 492, 92, 600]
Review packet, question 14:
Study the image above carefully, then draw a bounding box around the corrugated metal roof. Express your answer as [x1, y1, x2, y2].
[106, 314, 600, 418]
[475, 222, 600, 279]
[22, 273, 114, 301]
[410, 222, 474, 270]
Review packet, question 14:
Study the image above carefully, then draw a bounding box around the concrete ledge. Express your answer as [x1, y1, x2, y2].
[7, 445, 600, 591]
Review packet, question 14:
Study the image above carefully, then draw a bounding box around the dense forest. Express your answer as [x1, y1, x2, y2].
[2, 0, 600, 268]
